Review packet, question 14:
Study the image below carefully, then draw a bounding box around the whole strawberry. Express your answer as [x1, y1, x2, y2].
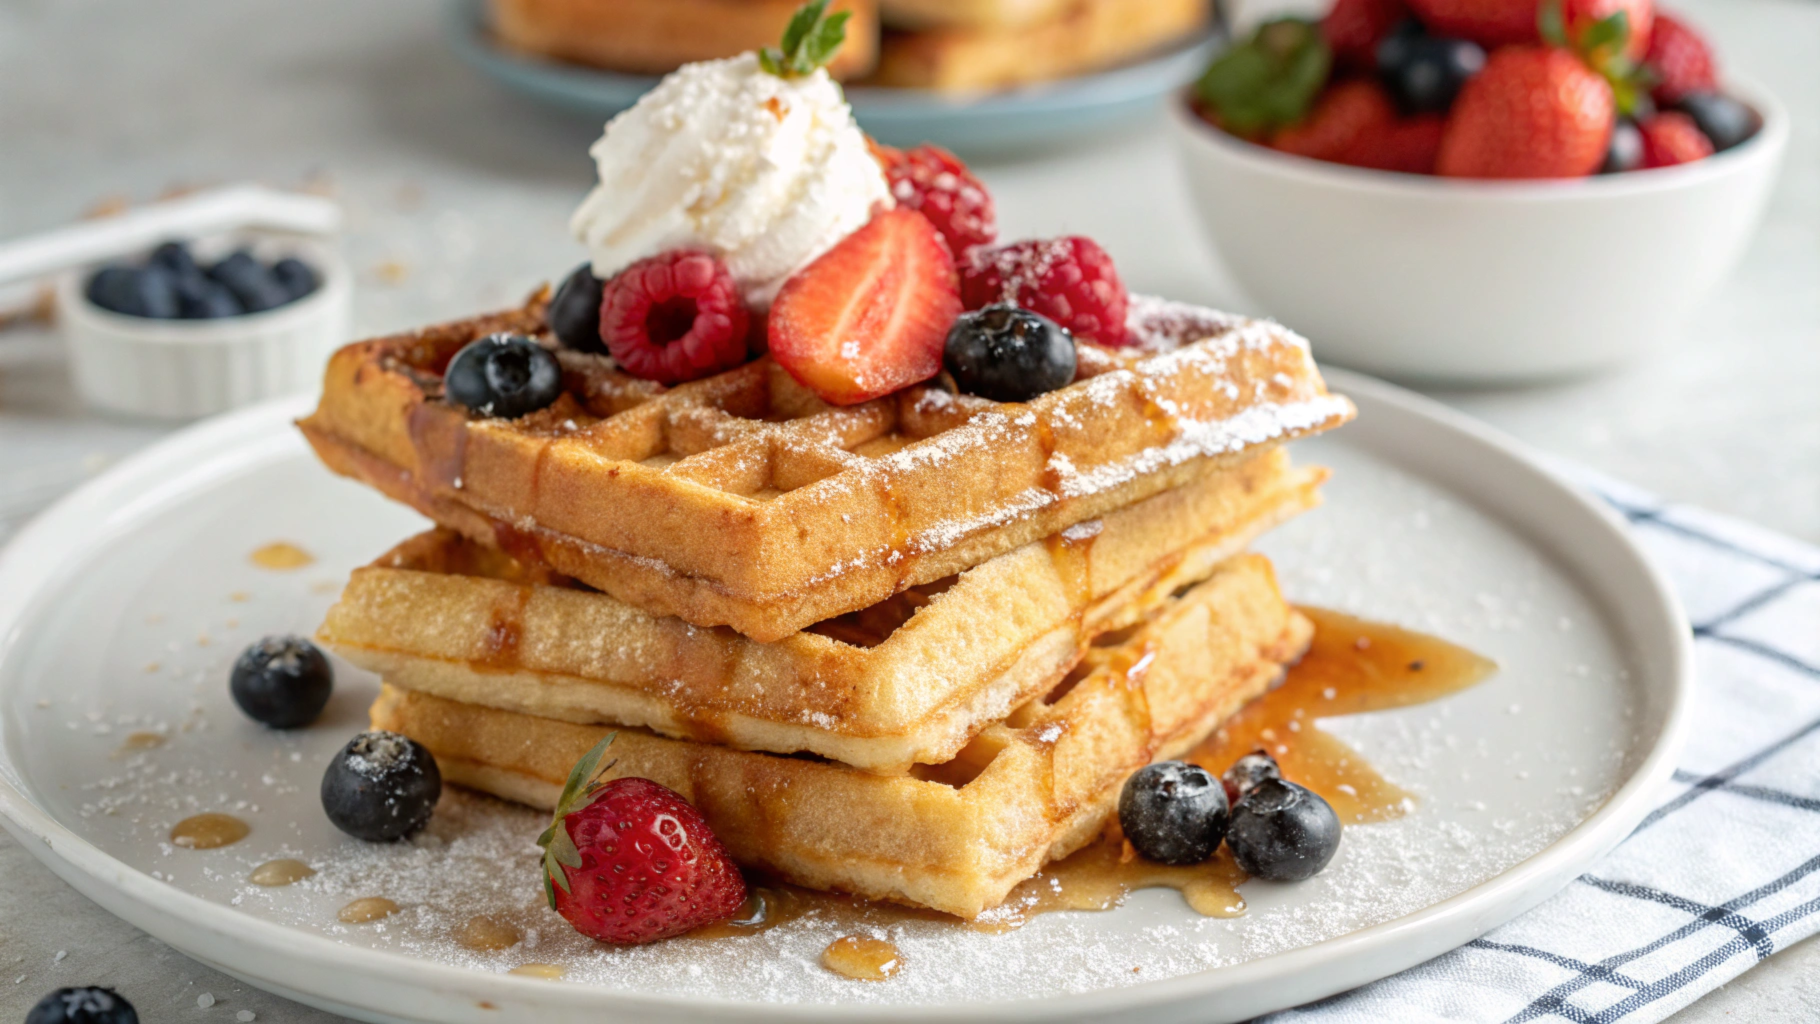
[1437, 46, 1614, 178]
[876, 143, 997, 258]
[1270, 79, 1398, 165]
[1406, 0, 1537, 48]
[1643, 12, 1716, 104]
[538, 737, 745, 945]
[1563, 0, 1653, 59]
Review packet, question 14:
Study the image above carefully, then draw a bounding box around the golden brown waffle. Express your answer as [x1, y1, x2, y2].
[879, 0, 1072, 29]
[299, 295, 1352, 642]
[871, 0, 1210, 91]
[488, 0, 881, 80]
[320, 448, 1323, 773]
[370, 553, 1310, 918]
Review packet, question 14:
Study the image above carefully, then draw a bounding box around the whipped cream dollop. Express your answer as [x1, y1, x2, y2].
[569, 53, 891, 308]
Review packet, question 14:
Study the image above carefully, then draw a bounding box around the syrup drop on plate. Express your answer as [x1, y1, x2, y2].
[169, 813, 249, 850]
[821, 936, 902, 981]
[248, 859, 315, 887]
[338, 897, 400, 924]
[249, 542, 314, 570]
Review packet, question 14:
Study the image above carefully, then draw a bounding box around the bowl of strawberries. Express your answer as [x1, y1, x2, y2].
[1168, 0, 1787, 383]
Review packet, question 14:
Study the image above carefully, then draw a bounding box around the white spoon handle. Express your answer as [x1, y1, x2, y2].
[0, 185, 342, 287]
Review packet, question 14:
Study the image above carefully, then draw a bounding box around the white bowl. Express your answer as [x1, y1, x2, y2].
[58, 235, 351, 419]
[1167, 85, 1788, 384]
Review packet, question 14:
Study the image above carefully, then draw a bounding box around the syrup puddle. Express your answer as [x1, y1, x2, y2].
[338, 897, 400, 924]
[682, 608, 1493, 975]
[249, 859, 316, 887]
[822, 936, 903, 981]
[249, 542, 314, 571]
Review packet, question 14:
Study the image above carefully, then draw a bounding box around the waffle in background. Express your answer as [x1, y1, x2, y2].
[488, 0, 882, 80]
[485, 0, 1211, 93]
[874, 0, 1212, 91]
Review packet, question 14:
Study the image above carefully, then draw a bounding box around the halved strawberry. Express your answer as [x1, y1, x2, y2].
[768, 208, 962, 406]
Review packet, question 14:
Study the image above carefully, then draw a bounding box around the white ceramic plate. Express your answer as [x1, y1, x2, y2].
[0, 370, 1691, 1023]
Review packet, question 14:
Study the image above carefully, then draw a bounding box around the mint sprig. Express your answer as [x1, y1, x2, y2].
[536, 733, 618, 909]
[1194, 18, 1332, 140]
[758, 0, 851, 78]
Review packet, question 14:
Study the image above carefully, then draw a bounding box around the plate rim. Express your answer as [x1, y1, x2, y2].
[0, 373, 1694, 1023]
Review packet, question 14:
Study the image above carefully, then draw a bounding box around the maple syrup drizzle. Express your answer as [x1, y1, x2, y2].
[681, 608, 1492, 947]
[508, 963, 566, 980]
[113, 731, 166, 757]
[169, 813, 249, 850]
[248, 542, 314, 571]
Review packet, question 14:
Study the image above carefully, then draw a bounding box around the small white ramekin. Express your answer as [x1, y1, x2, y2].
[58, 235, 351, 420]
[1168, 83, 1789, 384]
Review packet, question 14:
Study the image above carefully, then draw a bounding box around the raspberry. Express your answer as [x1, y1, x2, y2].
[539, 739, 746, 945]
[1640, 112, 1713, 168]
[600, 250, 750, 385]
[876, 143, 998, 257]
[961, 237, 1130, 347]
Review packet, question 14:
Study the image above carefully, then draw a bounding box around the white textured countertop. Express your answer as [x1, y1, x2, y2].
[0, 0, 1814, 1019]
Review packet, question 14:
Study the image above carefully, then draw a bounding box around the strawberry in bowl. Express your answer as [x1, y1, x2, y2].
[1169, 1, 1786, 382]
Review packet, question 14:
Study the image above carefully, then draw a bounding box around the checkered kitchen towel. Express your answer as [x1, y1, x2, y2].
[1267, 472, 1820, 1024]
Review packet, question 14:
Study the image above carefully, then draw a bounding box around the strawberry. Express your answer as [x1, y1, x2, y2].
[768, 208, 961, 406]
[1563, 0, 1652, 58]
[538, 736, 746, 945]
[1407, 0, 1649, 53]
[1639, 111, 1713, 167]
[1323, 0, 1408, 71]
[876, 143, 997, 257]
[1406, 0, 1537, 48]
[1349, 113, 1448, 173]
[1643, 13, 1716, 104]
[1436, 46, 1614, 178]
[1270, 79, 1399, 164]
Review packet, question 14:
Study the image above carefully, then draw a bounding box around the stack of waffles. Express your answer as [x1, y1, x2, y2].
[301, 294, 1355, 919]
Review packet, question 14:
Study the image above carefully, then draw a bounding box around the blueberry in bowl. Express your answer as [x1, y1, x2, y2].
[59, 234, 351, 418]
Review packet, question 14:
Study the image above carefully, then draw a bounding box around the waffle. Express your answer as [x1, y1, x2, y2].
[370, 552, 1310, 918]
[488, 0, 881, 80]
[299, 295, 1352, 642]
[871, 0, 1210, 91]
[319, 447, 1322, 774]
[878, 0, 1072, 29]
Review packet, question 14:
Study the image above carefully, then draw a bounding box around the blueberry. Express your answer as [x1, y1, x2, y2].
[230, 635, 333, 728]
[85, 265, 178, 318]
[1373, 19, 1425, 79]
[26, 987, 138, 1024]
[1381, 35, 1484, 113]
[321, 730, 441, 841]
[1601, 118, 1646, 174]
[1222, 749, 1282, 802]
[174, 274, 243, 318]
[271, 256, 320, 301]
[148, 241, 203, 281]
[943, 305, 1076, 403]
[209, 250, 290, 313]
[1676, 93, 1759, 152]
[1118, 760, 1230, 865]
[1226, 778, 1342, 881]
[548, 263, 606, 353]
[444, 333, 563, 418]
